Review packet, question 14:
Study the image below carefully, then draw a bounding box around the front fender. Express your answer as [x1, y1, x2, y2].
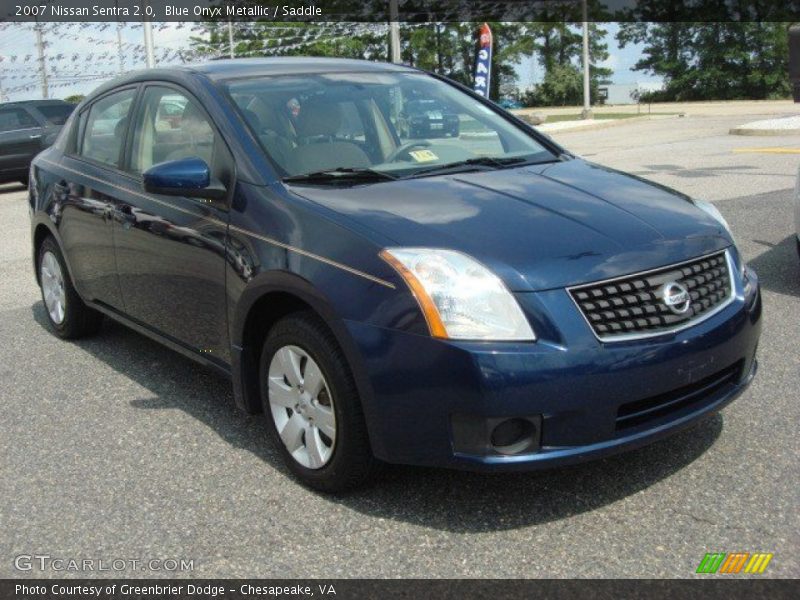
[230, 270, 388, 458]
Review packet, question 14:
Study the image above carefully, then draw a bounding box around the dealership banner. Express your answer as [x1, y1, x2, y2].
[473, 23, 492, 99]
[3, 0, 800, 22]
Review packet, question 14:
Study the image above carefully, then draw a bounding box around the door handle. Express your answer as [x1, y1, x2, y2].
[29, 134, 42, 139]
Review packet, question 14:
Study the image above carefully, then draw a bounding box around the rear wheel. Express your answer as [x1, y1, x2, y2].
[259, 311, 379, 492]
[38, 236, 103, 339]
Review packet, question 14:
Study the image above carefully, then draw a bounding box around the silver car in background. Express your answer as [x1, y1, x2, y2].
[795, 165, 800, 259]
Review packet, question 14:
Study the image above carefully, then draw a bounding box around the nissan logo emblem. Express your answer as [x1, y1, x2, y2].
[661, 282, 691, 315]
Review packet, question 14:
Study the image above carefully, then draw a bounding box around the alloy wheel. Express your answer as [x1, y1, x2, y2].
[267, 345, 337, 469]
[41, 251, 66, 325]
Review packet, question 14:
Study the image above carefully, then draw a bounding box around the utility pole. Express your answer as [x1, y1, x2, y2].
[116, 22, 125, 74]
[34, 21, 49, 99]
[389, 0, 401, 64]
[228, 21, 235, 59]
[580, 0, 592, 119]
[143, 20, 155, 68]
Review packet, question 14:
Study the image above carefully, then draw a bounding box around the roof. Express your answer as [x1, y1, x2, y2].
[0, 99, 73, 107]
[180, 57, 414, 80]
[75, 58, 419, 106]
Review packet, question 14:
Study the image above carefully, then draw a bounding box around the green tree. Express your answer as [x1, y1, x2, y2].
[618, 17, 790, 100]
[526, 22, 612, 106]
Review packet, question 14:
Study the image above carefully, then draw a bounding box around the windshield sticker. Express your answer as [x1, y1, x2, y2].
[409, 149, 439, 162]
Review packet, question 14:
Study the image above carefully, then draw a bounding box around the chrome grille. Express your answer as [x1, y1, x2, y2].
[569, 250, 733, 341]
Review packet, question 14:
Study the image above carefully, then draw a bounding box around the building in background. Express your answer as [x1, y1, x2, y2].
[597, 82, 664, 105]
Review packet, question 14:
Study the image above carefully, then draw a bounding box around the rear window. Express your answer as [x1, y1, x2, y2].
[36, 104, 75, 125]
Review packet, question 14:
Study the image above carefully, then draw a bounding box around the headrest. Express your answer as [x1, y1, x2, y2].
[241, 108, 262, 133]
[295, 99, 341, 138]
[181, 102, 205, 124]
[113, 117, 128, 138]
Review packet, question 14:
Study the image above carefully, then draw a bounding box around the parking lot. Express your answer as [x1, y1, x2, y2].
[1, 108, 798, 578]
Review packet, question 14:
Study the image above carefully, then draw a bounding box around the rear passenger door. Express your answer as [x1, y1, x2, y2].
[113, 84, 233, 364]
[0, 106, 43, 180]
[58, 87, 138, 308]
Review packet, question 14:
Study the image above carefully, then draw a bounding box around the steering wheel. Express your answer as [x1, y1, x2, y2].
[385, 140, 433, 163]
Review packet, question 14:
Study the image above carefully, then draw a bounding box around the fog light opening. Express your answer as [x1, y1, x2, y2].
[490, 418, 537, 455]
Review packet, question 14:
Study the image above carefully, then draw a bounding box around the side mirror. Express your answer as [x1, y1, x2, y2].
[143, 157, 226, 200]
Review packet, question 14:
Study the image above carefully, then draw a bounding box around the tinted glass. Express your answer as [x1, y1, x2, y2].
[37, 103, 75, 125]
[129, 86, 217, 174]
[226, 72, 554, 178]
[0, 107, 39, 132]
[80, 88, 136, 167]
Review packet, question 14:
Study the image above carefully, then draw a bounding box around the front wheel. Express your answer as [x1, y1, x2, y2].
[259, 311, 379, 492]
[38, 235, 103, 339]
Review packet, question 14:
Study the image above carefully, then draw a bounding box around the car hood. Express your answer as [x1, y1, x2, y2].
[289, 159, 731, 292]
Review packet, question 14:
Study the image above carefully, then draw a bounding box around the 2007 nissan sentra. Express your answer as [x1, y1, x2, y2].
[28, 58, 761, 491]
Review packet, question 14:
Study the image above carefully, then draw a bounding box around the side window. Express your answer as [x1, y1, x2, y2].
[80, 88, 136, 167]
[129, 86, 218, 175]
[0, 107, 39, 132]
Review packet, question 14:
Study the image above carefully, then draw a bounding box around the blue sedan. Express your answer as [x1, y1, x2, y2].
[28, 58, 761, 491]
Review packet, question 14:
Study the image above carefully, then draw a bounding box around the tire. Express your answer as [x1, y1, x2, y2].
[38, 235, 103, 339]
[259, 311, 379, 492]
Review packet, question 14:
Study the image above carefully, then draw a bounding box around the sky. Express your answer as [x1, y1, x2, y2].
[0, 22, 663, 102]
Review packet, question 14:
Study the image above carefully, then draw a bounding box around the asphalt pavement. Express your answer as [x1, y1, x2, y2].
[1, 110, 798, 578]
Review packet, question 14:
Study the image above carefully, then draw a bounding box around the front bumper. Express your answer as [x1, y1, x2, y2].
[346, 263, 762, 471]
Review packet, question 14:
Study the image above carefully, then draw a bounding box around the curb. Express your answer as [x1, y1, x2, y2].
[537, 113, 684, 134]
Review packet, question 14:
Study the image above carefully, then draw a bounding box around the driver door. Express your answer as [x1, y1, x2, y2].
[112, 84, 234, 365]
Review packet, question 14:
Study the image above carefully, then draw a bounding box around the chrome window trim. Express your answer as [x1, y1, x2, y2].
[567, 248, 736, 343]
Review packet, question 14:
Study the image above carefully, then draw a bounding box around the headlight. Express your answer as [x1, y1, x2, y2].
[695, 199, 734, 240]
[694, 200, 745, 275]
[379, 248, 536, 341]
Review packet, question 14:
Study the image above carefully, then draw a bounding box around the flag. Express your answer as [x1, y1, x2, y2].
[473, 23, 493, 99]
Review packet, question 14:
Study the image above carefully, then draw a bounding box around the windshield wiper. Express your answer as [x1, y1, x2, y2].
[405, 156, 531, 179]
[283, 167, 397, 184]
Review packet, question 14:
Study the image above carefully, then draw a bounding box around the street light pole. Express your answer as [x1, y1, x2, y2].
[581, 0, 592, 119]
[228, 20, 235, 59]
[143, 19, 155, 68]
[389, 0, 401, 63]
[116, 22, 125, 74]
[34, 21, 49, 99]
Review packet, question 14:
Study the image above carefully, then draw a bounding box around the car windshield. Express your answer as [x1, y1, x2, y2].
[225, 71, 556, 181]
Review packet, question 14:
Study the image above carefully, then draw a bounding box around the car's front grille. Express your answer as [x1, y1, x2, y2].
[615, 360, 744, 431]
[569, 250, 733, 341]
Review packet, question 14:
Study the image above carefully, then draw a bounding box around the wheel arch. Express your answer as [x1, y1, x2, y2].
[32, 220, 64, 286]
[231, 271, 383, 455]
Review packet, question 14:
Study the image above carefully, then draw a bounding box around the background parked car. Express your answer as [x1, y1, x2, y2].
[397, 98, 460, 139]
[0, 99, 76, 185]
[497, 97, 523, 109]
